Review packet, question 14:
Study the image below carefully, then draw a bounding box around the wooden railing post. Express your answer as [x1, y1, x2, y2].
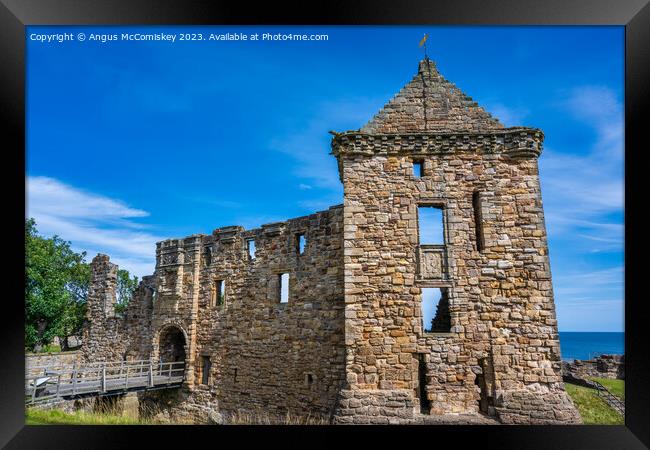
[125, 365, 129, 390]
[101, 364, 106, 393]
[148, 361, 154, 387]
[72, 366, 77, 396]
[31, 378, 37, 404]
[55, 374, 62, 397]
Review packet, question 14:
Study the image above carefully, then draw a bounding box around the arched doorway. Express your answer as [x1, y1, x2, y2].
[158, 326, 187, 364]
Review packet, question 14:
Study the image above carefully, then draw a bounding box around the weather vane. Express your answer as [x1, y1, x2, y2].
[419, 33, 429, 59]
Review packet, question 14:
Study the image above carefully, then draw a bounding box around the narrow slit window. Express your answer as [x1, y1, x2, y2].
[233, 368, 238, 383]
[472, 191, 485, 252]
[422, 288, 451, 333]
[413, 159, 424, 177]
[201, 356, 211, 385]
[296, 233, 306, 255]
[279, 273, 289, 304]
[214, 280, 225, 306]
[418, 206, 444, 244]
[246, 239, 256, 260]
[204, 246, 212, 266]
[418, 354, 431, 414]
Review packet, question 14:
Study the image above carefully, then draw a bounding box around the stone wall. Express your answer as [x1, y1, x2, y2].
[562, 354, 625, 380]
[26, 350, 81, 378]
[81, 255, 155, 364]
[331, 129, 580, 424]
[83, 206, 346, 423]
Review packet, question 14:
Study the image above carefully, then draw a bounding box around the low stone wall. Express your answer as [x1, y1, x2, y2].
[494, 385, 582, 424]
[562, 354, 624, 380]
[139, 387, 221, 424]
[334, 389, 415, 424]
[25, 351, 82, 378]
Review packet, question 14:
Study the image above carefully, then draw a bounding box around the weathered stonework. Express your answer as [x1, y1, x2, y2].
[81, 58, 580, 424]
[563, 354, 625, 380]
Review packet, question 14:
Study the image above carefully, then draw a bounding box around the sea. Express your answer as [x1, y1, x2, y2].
[558, 332, 624, 361]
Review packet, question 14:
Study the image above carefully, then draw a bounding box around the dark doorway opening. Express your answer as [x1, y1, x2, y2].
[475, 373, 489, 413]
[476, 358, 495, 415]
[418, 354, 431, 414]
[159, 326, 186, 364]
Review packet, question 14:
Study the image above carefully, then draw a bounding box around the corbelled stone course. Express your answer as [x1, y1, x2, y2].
[82, 58, 580, 424]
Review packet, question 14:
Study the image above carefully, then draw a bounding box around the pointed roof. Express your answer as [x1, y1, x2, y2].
[360, 58, 504, 134]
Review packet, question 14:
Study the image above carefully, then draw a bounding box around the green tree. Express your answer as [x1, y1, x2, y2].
[116, 269, 139, 314]
[25, 218, 140, 351]
[25, 218, 86, 351]
[58, 261, 91, 350]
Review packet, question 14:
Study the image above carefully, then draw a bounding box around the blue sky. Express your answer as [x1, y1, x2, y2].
[25, 26, 624, 332]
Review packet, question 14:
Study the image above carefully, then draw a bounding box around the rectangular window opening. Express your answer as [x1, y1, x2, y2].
[204, 246, 212, 266]
[279, 273, 289, 304]
[213, 280, 225, 306]
[413, 159, 424, 177]
[305, 373, 314, 386]
[201, 356, 211, 385]
[417, 206, 444, 244]
[296, 233, 306, 255]
[246, 239, 256, 260]
[473, 191, 485, 252]
[422, 288, 451, 333]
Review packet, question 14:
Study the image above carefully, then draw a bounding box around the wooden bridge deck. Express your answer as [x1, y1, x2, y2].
[26, 359, 185, 405]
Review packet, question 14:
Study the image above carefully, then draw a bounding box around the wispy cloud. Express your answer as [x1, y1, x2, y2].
[269, 97, 383, 194]
[26, 176, 162, 278]
[540, 85, 624, 252]
[537, 85, 624, 331]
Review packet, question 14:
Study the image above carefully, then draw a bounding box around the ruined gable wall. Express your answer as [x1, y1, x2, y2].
[81, 254, 126, 363]
[82, 254, 155, 364]
[334, 131, 580, 424]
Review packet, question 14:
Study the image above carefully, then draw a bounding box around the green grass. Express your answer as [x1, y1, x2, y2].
[589, 377, 625, 401]
[25, 408, 160, 425]
[28, 344, 62, 354]
[564, 382, 624, 425]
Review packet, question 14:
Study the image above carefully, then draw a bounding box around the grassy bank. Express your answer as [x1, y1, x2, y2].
[564, 382, 624, 425]
[589, 377, 625, 401]
[26, 408, 159, 425]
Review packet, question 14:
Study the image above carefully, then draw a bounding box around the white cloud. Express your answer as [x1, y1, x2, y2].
[538, 86, 624, 331]
[27, 176, 148, 221]
[26, 176, 162, 278]
[540, 86, 624, 252]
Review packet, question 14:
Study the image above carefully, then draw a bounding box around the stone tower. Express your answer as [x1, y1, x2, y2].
[331, 58, 581, 424]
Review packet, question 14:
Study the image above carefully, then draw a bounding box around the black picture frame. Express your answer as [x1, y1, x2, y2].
[1, 0, 647, 448]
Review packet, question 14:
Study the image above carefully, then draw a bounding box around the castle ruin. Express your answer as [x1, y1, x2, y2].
[82, 58, 581, 424]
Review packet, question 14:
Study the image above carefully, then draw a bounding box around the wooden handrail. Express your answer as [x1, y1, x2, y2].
[25, 359, 185, 405]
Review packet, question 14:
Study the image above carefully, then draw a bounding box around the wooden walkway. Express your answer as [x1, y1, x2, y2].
[26, 359, 185, 405]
